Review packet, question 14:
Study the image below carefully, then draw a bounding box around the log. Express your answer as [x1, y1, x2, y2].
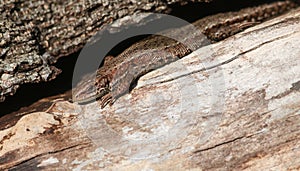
[0, 6, 299, 171]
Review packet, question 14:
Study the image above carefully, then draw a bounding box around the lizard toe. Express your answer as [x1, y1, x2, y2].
[100, 93, 113, 109]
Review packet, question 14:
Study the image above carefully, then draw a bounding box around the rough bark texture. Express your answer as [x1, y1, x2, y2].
[0, 0, 212, 102]
[0, 7, 299, 170]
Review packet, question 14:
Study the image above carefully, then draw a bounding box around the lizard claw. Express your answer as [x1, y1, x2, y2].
[99, 93, 115, 109]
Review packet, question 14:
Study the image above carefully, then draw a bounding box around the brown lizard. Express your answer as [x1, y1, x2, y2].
[73, 0, 298, 108]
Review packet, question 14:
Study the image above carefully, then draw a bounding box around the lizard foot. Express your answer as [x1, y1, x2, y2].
[100, 93, 115, 109]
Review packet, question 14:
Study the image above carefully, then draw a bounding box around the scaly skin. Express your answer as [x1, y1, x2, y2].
[73, 1, 298, 108]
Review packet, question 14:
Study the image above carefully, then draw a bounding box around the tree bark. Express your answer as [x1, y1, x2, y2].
[0, 6, 299, 171]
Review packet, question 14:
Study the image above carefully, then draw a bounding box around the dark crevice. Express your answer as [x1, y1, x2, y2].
[100, 0, 294, 61]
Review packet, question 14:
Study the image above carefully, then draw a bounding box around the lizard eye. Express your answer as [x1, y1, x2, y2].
[99, 88, 105, 93]
[86, 86, 95, 93]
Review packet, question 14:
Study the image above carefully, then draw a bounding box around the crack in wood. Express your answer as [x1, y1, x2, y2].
[268, 80, 300, 100]
[8, 142, 91, 169]
[291, 80, 300, 91]
[193, 131, 261, 153]
[150, 30, 297, 86]
[193, 136, 246, 153]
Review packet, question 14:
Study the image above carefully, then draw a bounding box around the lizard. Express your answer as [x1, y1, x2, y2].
[72, 0, 299, 108]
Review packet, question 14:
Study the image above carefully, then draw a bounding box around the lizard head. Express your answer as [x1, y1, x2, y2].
[72, 73, 111, 104]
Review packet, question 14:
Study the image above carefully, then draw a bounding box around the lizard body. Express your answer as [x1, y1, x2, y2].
[73, 0, 298, 108]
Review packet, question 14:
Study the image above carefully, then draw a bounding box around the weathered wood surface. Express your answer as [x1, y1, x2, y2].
[0, 7, 299, 170]
[0, 0, 211, 102]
